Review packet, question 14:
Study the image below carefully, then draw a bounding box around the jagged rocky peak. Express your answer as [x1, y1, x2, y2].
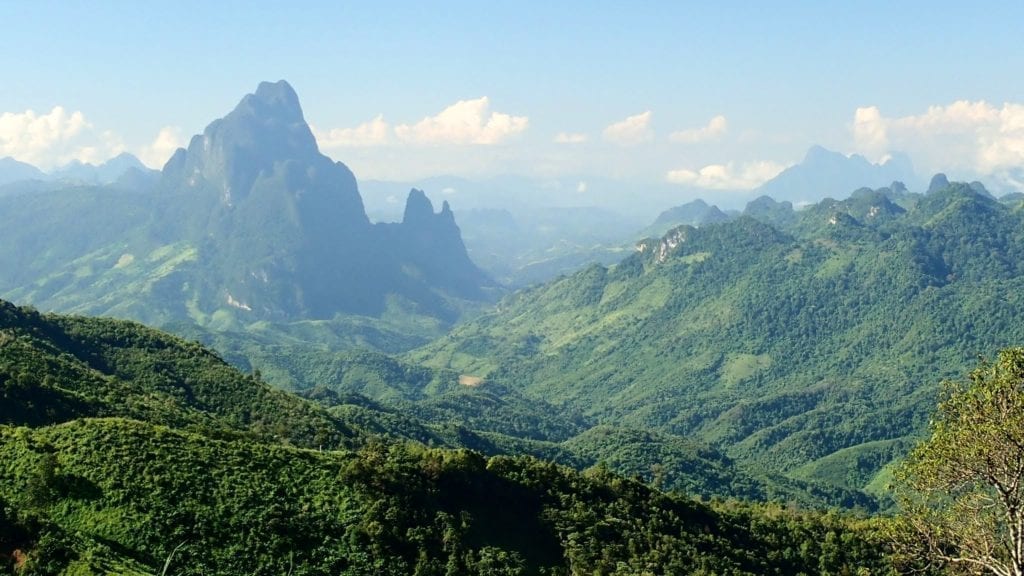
[402, 189, 456, 225]
[244, 80, 306, 124]
[403, 188, 436, 224]
[162, 79, 324, 199]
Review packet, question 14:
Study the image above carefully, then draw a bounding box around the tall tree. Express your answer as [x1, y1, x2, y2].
[894, 347, 1024, 576]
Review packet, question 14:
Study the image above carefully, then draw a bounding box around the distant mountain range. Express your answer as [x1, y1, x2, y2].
[0, 152, 156, 187]
[753, 145, 919, 205]
[0, 81, 494, 328]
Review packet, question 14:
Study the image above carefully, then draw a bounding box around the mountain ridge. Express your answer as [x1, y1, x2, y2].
[410, 179, 1024, 493]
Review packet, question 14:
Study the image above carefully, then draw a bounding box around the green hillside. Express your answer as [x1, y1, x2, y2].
[6, 298, 852, 509]
[410, 182, 1024, 491]
[0, 301, 901, 574]
[0, 299, 356, 448]
[1, 418, 897, 576]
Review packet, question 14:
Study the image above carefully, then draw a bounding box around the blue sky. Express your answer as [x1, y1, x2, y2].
[2, 1, 1023, 192]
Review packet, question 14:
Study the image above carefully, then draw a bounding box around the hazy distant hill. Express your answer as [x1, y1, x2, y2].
[0, 81, 494, 330]
[753, 145, 918, 205]
[51, 152, 156, 185]
[0, 156, 45, 185]
[643, 199, 734, 237]
[0, 153, 156, 188]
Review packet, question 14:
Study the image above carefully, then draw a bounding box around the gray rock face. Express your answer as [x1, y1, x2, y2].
[157, 81, 491, 320]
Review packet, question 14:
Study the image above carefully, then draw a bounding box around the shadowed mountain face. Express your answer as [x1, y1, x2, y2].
[0, 80, 493, 325]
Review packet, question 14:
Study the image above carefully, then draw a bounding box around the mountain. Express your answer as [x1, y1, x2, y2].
[51, 153, 155, 185]
[742, 195, 798, 228]
[0, 80, 494, 329]
[754, 145, 918, 205]
[410, 180, 1024, 494]
[0, 156, 45, 186]
[644, 199, 733, 237]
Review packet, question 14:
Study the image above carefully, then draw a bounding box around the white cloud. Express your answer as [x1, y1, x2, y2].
[0, 106, 125, 169]
[603, 111, 653, 145]
[669, 115, 728, 144]
[576, 180, 587, 193]
[850, 101, 1024, 176]
[554, 131, 588, 144]
[666, 161, 787, 190]
[138, 126, 185, 168]
[394, 97, 528, 145]
[314, 114, 390, 148]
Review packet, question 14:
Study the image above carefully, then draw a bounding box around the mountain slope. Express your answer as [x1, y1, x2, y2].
[411, 182, 1024, 490]
[0, 157, 45, 185]
[0, 301, 894, 574]
[0, 299, 357, 447]
[0, 419, 891, 575]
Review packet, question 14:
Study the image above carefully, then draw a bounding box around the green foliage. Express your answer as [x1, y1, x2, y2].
[893, 348, 1024, 574]
[0, 419, 895, 575]
[411, 182, 1024, 493]
[0, 299, 356, 449]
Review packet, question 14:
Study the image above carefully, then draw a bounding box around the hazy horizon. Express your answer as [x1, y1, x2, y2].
[3, 1, 1023, 201]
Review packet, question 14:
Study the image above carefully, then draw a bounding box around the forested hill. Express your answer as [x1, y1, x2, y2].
[0, 299, 898, 574]
[0, 299, 356, 447]
[410, 181, 1024, 492]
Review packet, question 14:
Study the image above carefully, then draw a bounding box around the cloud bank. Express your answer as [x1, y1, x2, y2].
[139, 126, 185, 169]
[603, 111, 653, 145]
[314, 114, 390, 148]
[315, 97, 528, 149]
[666, 160, 786, 190]
[0, 106, 124, 169]
[669, 115, 728, 144]
[395, 97, 528, 145]
[851, 100, 1024, 178]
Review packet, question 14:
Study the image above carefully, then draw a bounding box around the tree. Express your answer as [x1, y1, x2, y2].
[893, 347, 1024, 576]
[26, 452, 60, 508]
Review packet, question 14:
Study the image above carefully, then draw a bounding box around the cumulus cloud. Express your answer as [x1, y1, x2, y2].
[313, 114, 390, 148]
[666, 161, 787, 190]
[669, 115, 728, 144]
[394, 97, 528, 145]
[851, 101, 1024, 177]
[554, 132, 588, 144]
[139, 126, 185, 168]
[0, 106, 124, 169]
[603, 111, 653, 145]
